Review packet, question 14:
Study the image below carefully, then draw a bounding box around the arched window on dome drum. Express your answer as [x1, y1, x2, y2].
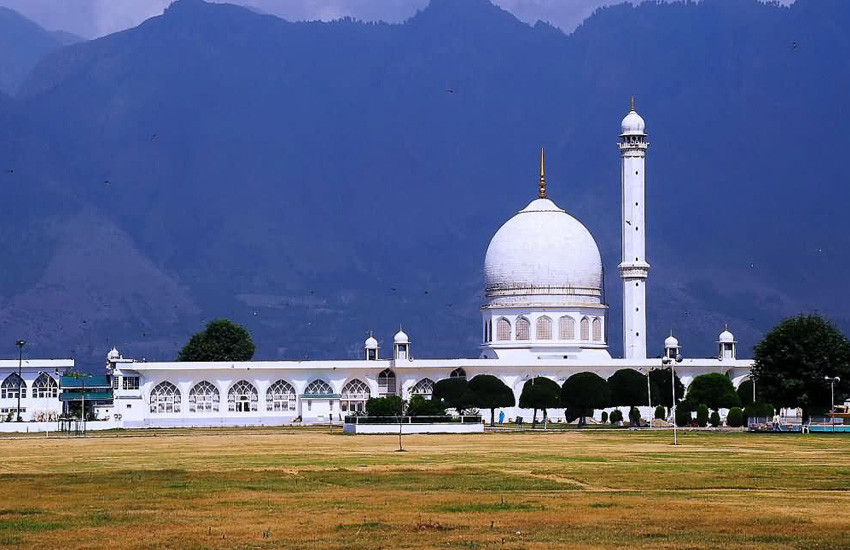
[410, 378, 434, 398]
[149, 381, 180, 414]
[496, 318, 511, 341]
[341, 379, 370, 413]
[228, 380, 258, 413]
[378, 369, 396, 395]
[487, 320, 492, 342]
[1, 373, 25, 399]
[450, 368, 466, 379]
[32, 373, 58, 398]
[516, 317, 530, 341]
[267, 380, 296, 412]
[189, 381, 219, 413]
[559, 316, 576, 340]
[580, 317, 590, 341]
[536, 316, 552, 340]
[592, 318, 602, 342]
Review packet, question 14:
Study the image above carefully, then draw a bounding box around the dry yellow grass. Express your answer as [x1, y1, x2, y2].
[2, 428, 850, 549]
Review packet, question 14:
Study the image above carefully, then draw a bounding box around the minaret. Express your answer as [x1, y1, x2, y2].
[619, 97, 650, 359]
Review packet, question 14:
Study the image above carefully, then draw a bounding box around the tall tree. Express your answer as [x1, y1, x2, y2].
[467, 374, 515, 426]
[561, 372, 610, 426]
[432, 377, 475, 415]
[648, 368, 684, 408]
[608, 369, 649, 408]
[753, 314, 850, 419]
[519, 377, 561, 427]
[685, 373, 740, 411]
[736, 379, 756, 407]
[177, 319, 255, 362]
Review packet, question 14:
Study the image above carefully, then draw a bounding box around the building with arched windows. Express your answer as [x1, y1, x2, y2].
[0, 102, 755, 429]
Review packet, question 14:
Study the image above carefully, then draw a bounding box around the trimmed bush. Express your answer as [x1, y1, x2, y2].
[601, 411, 609, 423]
[696, 404, 709, 427]
[675, 405, 691, 427]
[609, 409, 623, 424]
[654, 405, 666, 420]
[727, 407, 744, 427]
[709, 411, 720, 427]
[365, 396, 405, 417]
[628, 406, 641, 427]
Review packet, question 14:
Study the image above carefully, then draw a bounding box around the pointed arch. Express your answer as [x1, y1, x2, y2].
[580, 317, 590, 341]
[450, 368, 467, 379]
[496, 318, 511, 341]
[536, 316, 552, 340]
[410, 378, 435, 398]
[303, 379, 333, 396]
[188, 381, 220, 413]
[33, 373, 58, 398]
[516, 317, 530, 341]
[267, 380, 296, 412]
[592, 317, 602, 342]
[378, 368, 397, 395]
[149, 381, 180, 414]
[559, 316, 576, 340]
[228, 380, 258, 413]
[1, 373, 25, 399]
[341, 378, 370, 413]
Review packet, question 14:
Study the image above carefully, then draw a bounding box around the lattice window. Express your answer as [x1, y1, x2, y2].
[516, 317, 530, 341]
[266, 380, 296, 412]
[592, 318, 602, 342]
[378, 369, 396, 395]
[150, 381, 180, 414]
[304, 379, 333, 396]
[1, 373, 26, 399]
[410, 378, 434, 398]
[559, 316, 576, 340]
[450, 368, 466, 379]
[32, 373, 57, 398]
[496, 318, 511, 341]
[536, 316, 552, 340]
[228, 380, 258, 413]
[189, 381, 220, 413]
[580, 317, 590, 341]
[340, 379, 370, 413]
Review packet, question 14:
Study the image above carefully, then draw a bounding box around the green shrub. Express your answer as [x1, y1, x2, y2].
[696, 404, 709, 427]
[743, 402, 774, 422]
[654, 405, 666, 420]
[727, 407, 744, 427]
[609, 409, 623, 424]
[675, 405, 691, 427]
[365, 396, 404, 417]
[600, 411, 608, 423]
[709, 411, 720, 427]
[628, 406, 641, 426]
[407, 395, 446, 417]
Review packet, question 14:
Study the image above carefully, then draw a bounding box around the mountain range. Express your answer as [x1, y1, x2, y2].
[0, 0, 848, 366]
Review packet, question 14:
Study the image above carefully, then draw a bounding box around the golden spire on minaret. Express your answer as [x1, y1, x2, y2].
[538, 147, 547, 199]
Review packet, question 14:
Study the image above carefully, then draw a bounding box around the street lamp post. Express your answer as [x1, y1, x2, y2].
[15, 340, 26, 422]
[825, 376, 840, 430]
[663, 333, 683, 445]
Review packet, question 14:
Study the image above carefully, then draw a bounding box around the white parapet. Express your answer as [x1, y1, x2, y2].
[343, 422, 484, 434]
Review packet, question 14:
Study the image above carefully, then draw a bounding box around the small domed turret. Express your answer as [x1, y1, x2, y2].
[107, 347, 120, 362]
[717, 326, 737, 360]
[393, 326, 410, 360]
[393, 329, 409, 345]
[621, 96, 646, 136]
[664, 334, 679, 349]
[364, 333, 379, 361]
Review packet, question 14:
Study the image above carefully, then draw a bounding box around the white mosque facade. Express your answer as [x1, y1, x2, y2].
[0, 104, 753, 429]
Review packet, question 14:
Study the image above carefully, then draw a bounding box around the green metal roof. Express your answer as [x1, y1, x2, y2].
[59, 391, 113, 402]
[60, 376, 111, 389]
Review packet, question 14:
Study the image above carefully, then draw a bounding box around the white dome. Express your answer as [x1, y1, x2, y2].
[364, 335, 378, 349]
[718, 329, 735, 344]
[621, 109, 646, 136]
[484, 198, 603, 307]
[107, 347, 120, 361]
[664, 335, 679, 349]
[393, 329, 409, 344]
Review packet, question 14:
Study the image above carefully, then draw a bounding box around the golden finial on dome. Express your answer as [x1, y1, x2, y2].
[538, 147, 546, 199]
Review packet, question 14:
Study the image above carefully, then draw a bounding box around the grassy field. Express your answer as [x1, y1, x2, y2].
[1, 428, 850, 549]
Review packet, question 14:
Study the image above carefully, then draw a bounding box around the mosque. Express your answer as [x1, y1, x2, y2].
[0, 102, 752, 429]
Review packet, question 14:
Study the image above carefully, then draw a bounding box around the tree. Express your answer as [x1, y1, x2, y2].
[675, 404, 692, 427]
[648, 368, 685, 407]
[628, 406, 642, 427]
[608, 369, 648, 407]
[654, 405, 666, 420]
[366, 396, 404, 416]
[177, 319, 255, 362]
[709, 410, 721, 427]
[432, 377, 476, 414]
[737, 379, 756, 407]
[519, 377, 561, 428]
[609, 409, 623, 424]
[685, 373, 740, 411]
[601, 411, 609, 423]
[753, 314, 850, 420]
[467, 375, 514, 426]
[407, 395, 446, 417]
[561, 372, 610, 427]
[726, 407, 744, 427]
[696, 404, 709, 427]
